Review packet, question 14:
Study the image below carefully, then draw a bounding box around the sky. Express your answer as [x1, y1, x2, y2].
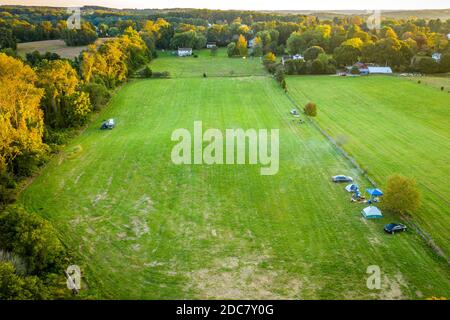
[0, 0, 449, 11]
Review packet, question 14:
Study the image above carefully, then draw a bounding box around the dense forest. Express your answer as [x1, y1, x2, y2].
[0, 5, 449, 299]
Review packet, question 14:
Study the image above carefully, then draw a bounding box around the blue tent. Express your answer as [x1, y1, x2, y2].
[366, 188, 383, 197]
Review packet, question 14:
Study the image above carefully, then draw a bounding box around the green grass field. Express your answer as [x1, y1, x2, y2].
[151, 48, 267, 78]
[19, 52, 450, 299]
[287, 75, 450, 257]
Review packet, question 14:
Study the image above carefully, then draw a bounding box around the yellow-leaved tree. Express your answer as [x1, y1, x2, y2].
[0, 53, 45, 173]
[236, 34, 248, 56]
[37, 59, 79, 128]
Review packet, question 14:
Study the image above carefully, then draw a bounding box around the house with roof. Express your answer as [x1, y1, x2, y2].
[206, 42, 217, 49]
[432, 53, 442, 62]
[178, 48, 193, 57]
[346, 62, 369, 75]
[281, 54, 304, 65]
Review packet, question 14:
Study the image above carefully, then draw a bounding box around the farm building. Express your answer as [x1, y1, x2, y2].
[178, 48, 193, 56]
[368, 66, 393, 74]
[346, 62, 369, 75]
[282, 54, 304, 65]
[206, 42, 217, 49]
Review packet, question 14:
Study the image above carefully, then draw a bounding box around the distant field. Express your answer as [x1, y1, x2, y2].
[287, 75, 450, 256]
[151, 48, 267, 78]
[19, 51, 450, 299]
[17, 38, 110, 59]
[405, 74, 450, 92]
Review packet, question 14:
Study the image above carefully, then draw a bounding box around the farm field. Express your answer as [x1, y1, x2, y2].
[19, 52, 450, 299]
[405, 73, 450, 91]
[287, 75, 450, 257]
[16, 38, 110, 59]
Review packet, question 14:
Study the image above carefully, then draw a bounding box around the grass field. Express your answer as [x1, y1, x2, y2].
[19, 52, 450, 299]
[151, 48, 267, 78]
[17, 38, 109, 59]
[287, 75, 450, 257]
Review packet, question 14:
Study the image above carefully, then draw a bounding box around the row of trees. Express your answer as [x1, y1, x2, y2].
[0, 27, 151, 298]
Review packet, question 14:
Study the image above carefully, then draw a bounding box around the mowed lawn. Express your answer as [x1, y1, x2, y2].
[151, 48, 267, 78]
[287, 75, 450, 256]
[19, 53, 450, 299]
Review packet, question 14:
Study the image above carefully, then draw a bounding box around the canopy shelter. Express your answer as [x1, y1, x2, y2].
[345, 183, 359, 193]
[366, 188, 383, 197]
[366, 188, 383, 203]
[361, 206, 383, 219]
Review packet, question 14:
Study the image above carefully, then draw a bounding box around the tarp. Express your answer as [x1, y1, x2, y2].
[366, 188, 383, 196]
[361, 206, 383, 219]
[345, 184, 359, 192]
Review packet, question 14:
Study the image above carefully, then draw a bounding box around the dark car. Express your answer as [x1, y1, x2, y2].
[384, 223, 407, 234]
[331, 175, 353, 183]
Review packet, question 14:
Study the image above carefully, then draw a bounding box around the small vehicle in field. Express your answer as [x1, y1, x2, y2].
[384, 223, 407, 234]
[332, 175, 353, 183]
[101, 119, 115, 130]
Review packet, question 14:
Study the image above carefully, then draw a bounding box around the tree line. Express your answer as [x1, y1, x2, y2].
[0, 24, 150, 299]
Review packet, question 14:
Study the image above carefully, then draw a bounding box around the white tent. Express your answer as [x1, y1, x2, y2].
[361, 206, 383, 219]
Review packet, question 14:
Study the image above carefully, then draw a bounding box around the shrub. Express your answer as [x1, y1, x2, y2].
[383, 175, 421, 216]
[304, 46, 325, 61]
[0, 205, 66, 273]
[142, 65, 153, 78]
[152, 71, 170, 78]
[304, 102, 317, 117]
[350, 66, 360, 74]
[82, 82, 111, 110]
[227, 42, 237, 57]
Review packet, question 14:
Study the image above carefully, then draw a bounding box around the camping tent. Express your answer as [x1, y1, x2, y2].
[366, 188, 383, 197]
[361, 206, 383, 219]
[345, 183, 359, 193]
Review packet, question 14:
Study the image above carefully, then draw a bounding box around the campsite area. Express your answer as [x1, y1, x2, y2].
[18, 49, 450, 299]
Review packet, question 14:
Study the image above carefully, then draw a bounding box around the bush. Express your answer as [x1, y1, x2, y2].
[304, 102, 317, 117]
[227, 42, 237, 57]
[383, 175, 421, 216]
[0, 205, 66, 273]
[82, 82, 111, 110]
[142, 65, 153, 78]
[152, 71, 170, 78]
[304, 46, 325, 61]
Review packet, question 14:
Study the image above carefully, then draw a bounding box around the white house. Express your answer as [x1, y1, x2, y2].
[206, 42, 217, 49]
[281, 54, 304, 65]
[368, 66, 393, 74]
[432, 53, 442, 62]
[178, 48, 193, 57]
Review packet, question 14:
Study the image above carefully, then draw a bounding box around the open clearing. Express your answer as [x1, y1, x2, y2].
[20, 51, 449, 299]
[17, 38, 110, 59]
[287, 75, 450, 256]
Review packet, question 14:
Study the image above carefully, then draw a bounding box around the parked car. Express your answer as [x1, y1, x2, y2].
[290, 109, 299, 115]
[384, 223, 407, 234]
[331, 175, 353, 183]
[101, 119, 115, 130]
